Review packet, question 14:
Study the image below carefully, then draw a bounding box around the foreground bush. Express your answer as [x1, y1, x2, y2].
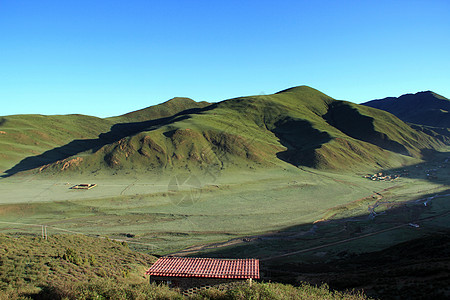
[2, 279, 370, 300]
[196, 282, 369, 300]
[37, 280, 183, 300]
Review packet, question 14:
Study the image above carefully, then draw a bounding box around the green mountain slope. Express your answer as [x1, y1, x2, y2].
[5, 86, 445, 178]
[0, 114, 113, 173]
[0, 98, 208, 175]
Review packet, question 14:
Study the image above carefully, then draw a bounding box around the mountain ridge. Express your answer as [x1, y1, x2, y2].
[362, 91, 450, 128]
[109, 97, 211, 123]
[1, 86, 448, 177]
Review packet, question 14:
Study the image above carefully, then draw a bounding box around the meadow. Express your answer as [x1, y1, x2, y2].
[1, 152, 449, 257]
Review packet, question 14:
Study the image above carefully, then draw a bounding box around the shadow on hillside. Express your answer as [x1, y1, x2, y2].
[272, 102, 428, 169]
[272, 118, 332, 167]
[324, 102, 410, 155]
[410, 123, 450, 144]
[1, 105, 217, 178]
[384, 148, 450, 185]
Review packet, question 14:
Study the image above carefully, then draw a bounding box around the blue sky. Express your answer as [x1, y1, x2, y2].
[1, 0, 449, 117]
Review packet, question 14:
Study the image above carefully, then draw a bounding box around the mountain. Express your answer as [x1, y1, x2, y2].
[0, 98, 208, 174]
[0, 114, 113, 173]
[362, 91, 450, 128]
[1, 86, 447, 177]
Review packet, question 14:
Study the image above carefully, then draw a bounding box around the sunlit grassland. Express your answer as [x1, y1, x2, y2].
[1, 163, 448, 255]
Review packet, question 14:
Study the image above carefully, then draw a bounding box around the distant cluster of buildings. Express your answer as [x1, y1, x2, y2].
[363, 172, 402, 181]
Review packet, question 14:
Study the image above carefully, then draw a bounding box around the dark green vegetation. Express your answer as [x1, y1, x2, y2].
[362, 91, 450, 128]
[285, 233, 450, 300]
[0, 234, 370, 300]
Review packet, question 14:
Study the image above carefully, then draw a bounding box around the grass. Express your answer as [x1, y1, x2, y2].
[0, 234, 156, 298]
[1, 157, 449, 257]
[192, 189, 450, 261]
[0, 167, 388, 255]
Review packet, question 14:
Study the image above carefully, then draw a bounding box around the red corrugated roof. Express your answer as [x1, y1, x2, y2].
[146, 257, 260, 279]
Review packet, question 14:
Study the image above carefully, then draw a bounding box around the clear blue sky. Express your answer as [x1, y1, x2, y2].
[1, 0, 449, 117]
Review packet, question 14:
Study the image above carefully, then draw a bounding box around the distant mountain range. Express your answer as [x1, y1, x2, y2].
[362, 91, 450, 128]
[1, 86, 448, 177]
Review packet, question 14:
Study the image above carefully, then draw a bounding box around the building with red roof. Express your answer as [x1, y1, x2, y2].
[146, 257, 260, 293]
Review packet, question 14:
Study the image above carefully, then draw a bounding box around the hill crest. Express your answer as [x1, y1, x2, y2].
[109, 97, 211, 123]
[1, 86, 448, 177]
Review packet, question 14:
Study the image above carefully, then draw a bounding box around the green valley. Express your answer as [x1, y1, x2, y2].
[1, 86, 449, 299]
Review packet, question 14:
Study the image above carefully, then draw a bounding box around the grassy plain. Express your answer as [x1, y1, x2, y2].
[1, 151, 449, 257]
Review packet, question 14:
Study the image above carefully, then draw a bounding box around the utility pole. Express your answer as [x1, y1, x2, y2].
[41, 225, 48, 239]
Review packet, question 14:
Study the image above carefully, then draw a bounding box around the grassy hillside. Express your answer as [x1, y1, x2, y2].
[0, 234, 156, 299]
[0, 98, 209, 177]
[0, 234, 370, 300]
[13, 85, 446, 178]
[0, 114, 112, 173]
